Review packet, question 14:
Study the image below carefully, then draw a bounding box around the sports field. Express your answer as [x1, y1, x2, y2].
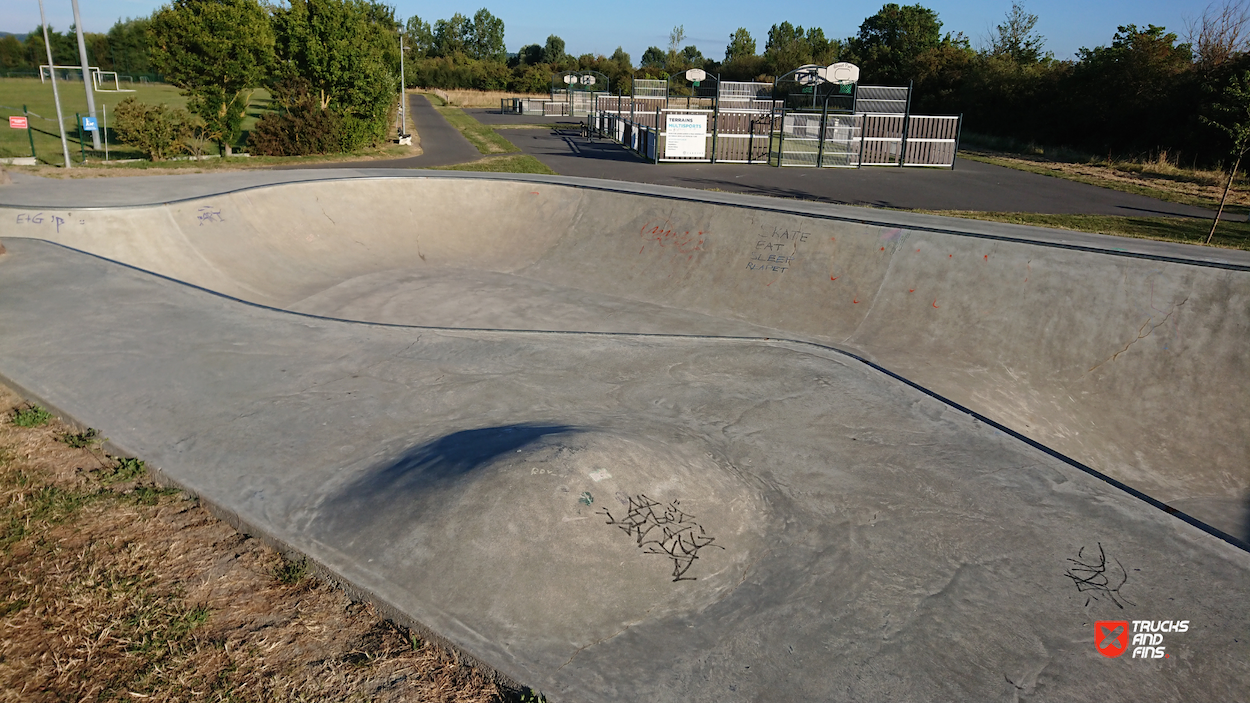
[0, 78, 269, 163]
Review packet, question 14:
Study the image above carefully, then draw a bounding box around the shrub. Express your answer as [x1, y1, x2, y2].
[111, 97, 195, 161]
[248, 77, 343, 156]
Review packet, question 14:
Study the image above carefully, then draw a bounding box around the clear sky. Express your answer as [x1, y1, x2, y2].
[4, 0, 1214, 61]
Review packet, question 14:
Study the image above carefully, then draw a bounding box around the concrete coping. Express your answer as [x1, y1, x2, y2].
[1, 169, 1247, 271]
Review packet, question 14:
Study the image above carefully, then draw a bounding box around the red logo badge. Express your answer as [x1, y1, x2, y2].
[1095, 620, 1129, 657]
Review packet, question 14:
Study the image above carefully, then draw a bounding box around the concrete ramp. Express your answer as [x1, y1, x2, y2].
[1, 172, 1247, 700]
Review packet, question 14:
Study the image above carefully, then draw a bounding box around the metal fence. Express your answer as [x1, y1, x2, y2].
[771, 111, 961, 168]
[593, 111, 658, 161]
[854, 85, 909, 115]
[581, 80, 960, 168]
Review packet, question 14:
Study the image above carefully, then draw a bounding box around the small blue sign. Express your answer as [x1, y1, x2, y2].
[81, 116, 97, 131]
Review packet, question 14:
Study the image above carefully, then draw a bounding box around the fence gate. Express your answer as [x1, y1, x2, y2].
[776, 112, 823, 167]
[903, 115, 960, 167]
[713, 110, 774, 163]
[819, 114, 861, 168]
[860, 114, 905, 166]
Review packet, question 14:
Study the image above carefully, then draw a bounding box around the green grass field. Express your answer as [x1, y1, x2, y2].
[0, 78, 270, 164]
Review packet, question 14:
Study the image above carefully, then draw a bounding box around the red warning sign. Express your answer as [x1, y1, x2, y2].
[8, 116, 28, 129]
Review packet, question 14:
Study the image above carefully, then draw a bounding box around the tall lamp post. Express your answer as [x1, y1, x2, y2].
[38, 0, 72, 168]
[71, 0, 101, 150]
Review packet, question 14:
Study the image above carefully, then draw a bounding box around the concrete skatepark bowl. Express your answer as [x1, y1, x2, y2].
[0, 171, 1248, 701]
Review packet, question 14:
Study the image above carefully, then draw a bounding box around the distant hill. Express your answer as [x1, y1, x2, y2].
[0, 32, 30, 41]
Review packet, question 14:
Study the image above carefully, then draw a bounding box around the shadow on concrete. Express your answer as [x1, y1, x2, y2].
[334, 423, 583, 502]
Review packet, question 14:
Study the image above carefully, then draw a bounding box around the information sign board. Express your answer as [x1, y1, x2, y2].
[664, 114, 707, 159]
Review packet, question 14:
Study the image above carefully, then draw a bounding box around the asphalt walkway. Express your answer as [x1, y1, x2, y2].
[295, 94, 480, 170]
[482, 117, 1215, 218]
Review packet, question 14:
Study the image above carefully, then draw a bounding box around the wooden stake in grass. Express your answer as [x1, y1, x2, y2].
[1203, 70, 1250, 245]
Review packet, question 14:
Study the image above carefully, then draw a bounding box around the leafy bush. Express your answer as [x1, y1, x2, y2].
[249, 77, 342, 155]
[111, 96, 195, 161]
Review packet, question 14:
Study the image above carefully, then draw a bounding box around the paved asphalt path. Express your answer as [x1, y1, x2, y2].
[289, 103, 1219, 218]
[295, 94, 480, 170]
[476, 114, 1215, 218]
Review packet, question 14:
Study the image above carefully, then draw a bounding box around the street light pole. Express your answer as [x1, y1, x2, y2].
[71, 0, 101, 150]
[398, 30, 406, 137]
[38, 0, 72, 168]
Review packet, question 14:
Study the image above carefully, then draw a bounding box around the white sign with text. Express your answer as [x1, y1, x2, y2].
[664, 114, 708, 159]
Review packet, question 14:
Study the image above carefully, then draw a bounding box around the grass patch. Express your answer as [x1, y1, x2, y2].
[98, 455, 148, 484]
[11, 404, 52, 427]
[917, 210, 1250, 250]
[958, 150, 1246, 215]
[274, 556, 310, 585]
[429, 99, 519, 155]
[59, 427, 103, 448]
[433, 153, 557, 175]
[0, 77, 272, 164]
[0, 383, 507, 702]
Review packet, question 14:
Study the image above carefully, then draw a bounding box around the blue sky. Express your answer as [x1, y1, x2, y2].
[5, 0, 1213, 61]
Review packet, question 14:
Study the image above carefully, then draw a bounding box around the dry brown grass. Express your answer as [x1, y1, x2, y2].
[0, 384, 507, 703]
[961, 147, 1250, 211]
[416, 89, 545, 108]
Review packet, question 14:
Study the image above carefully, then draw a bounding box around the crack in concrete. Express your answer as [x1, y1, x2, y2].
[1085, 297, 1187, 375]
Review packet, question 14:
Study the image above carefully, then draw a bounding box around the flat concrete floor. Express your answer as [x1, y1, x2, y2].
[0, 174, 1246, 702]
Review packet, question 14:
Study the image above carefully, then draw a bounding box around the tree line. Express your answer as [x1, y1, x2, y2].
[2, 0, 402, 157]
[3, 1, 1248, 166]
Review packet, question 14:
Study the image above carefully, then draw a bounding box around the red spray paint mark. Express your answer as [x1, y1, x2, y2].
[909, 289, 915, 293]
[932, 299, 940, 308]
[984, 254, 989, 262]
[880, 246, 886, 251]
[853, 298, 859, 304]
[949, 254, 953, 258]
[830, 276, 839, 281]
[530, 192, 539, 195]
[916, 248, 921, 252]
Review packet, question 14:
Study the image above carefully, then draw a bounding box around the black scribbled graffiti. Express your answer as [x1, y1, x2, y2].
[1065, 543, 1134, 609]
[599, 494, 723, 582]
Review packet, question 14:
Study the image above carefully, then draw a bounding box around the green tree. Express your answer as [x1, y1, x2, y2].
[273, 0, 399, 150]
[640, 46, 665, 68]
[1202, 70, 1250, 243]
[468, 8, 505, 61]
[610, 46, 632, 69]
[681, 45, 704, 68]
[1071, 24, 1193, 150]
[106, 18, 154, 75]
[989, 1, 1048, 64]
[669, 25, 686, 54]
[405, 15, 433, 57]
[149, 0, 276, 155]
[765, 21, 811, 75]
[433, 13, 469, 56]
[543, 34, 566, 64]
[0, 35, 23, 68]
[847, 3, 949, 83]
[515, 43, 544, 65]
[725, 28, 756, 62]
